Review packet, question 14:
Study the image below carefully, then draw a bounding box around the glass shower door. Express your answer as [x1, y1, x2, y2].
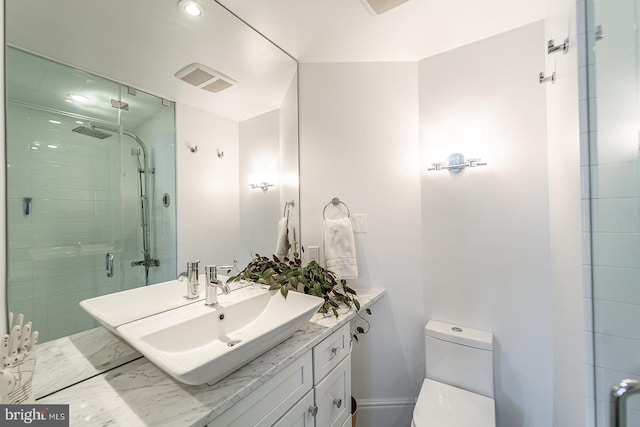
[586, 0, 640, 425]
[5, 48, 177, 343]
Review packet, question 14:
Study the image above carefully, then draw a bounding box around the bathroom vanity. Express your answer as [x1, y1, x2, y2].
[34, 288, 385, 426]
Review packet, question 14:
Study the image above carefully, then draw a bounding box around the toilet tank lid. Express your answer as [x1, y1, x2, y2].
[425, 320, 493, 351]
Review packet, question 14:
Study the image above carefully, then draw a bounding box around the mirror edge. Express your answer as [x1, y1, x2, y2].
[1, 0, 7, 335]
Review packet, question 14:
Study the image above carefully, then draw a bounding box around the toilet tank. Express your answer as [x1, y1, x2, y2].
[425, 320, 494, 398]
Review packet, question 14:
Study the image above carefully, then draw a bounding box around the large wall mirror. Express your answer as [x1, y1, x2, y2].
[4, 0, 299, 352]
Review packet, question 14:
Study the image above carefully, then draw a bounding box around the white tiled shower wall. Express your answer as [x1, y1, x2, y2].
[7, 105, 123, 342]
[6, 101, 176, 343]
[582, 0, 640, 424]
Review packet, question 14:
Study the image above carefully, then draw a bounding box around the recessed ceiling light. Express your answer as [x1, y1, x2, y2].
[178, 0, 202, 17]
[66, 93, 89, 103]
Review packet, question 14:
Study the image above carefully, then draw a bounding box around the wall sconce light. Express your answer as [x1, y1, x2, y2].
[250, 182, 274, 191]
[249, 174, 275, 191]
[428, 153, 487, 173]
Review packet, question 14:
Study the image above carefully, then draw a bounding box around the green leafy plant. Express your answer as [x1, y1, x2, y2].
[227, 253, 371, 341]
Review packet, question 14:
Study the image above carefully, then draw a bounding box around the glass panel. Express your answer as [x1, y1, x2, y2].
[119, 86, 177, 286]
[587, 0, 640, 424]
[5, 47, 177, 343]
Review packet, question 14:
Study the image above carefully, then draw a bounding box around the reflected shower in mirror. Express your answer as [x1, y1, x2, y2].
[6, 47, 178, 342]
[5, 0, 299, 350]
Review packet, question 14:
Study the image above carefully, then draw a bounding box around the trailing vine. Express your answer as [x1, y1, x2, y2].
[226, 253, 372, 341]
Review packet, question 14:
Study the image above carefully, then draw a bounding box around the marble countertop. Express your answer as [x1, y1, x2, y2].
[37, 288, 385, 426]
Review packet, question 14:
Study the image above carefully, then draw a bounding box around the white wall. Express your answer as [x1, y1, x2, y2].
[544, 0, 586, 426]
[239, 110, 281, 264]
[419, 22, 554, 427]
[299, 62, 423, 426]
[176, 104, 240, 269]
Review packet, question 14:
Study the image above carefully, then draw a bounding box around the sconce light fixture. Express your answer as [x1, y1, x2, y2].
[428, 153, 487, 173]
[250, 182, 274, 191]
[249, 173, 275, 191]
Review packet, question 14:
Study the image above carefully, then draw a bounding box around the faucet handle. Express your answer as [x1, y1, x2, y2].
[186, 260, 200, 269]
[205, 265, 219, 283]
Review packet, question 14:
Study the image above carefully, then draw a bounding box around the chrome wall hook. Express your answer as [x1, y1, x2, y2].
[539, 71, 556, 84]
[217, 148, 224, 158]
[547, 38, 569, 54]
[189, 145, 198, 153]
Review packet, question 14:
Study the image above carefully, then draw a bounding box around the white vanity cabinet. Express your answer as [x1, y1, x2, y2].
[208, 323, 352, 427]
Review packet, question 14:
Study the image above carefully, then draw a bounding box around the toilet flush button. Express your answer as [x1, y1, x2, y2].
[452, 327, 463, 332]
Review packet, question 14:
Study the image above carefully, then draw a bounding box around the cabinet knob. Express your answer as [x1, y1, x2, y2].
[308, 405, 318, 417]
[331, 347, 339, 356]
[333, 398, 343, 408]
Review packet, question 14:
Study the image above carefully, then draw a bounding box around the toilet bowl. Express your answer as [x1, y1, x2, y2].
[412, 320, 496, 427]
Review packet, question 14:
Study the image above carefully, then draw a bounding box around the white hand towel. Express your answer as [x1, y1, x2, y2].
[275, 217, 290, 259]
[323, 217, 358, 279]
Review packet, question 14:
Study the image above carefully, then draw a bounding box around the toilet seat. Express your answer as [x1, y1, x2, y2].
[412, 378, 496, 427]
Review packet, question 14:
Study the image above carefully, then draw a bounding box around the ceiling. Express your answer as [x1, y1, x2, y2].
[219, 0, 549, 62]
[6, 0, 296, 122]
[5, 0, 548, 124]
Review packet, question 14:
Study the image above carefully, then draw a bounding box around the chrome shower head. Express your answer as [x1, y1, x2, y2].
[72, 125, 112, 140]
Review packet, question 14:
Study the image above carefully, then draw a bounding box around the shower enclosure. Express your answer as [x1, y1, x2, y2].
[5, 47, 177, 343]
[585, 0, 640, 425]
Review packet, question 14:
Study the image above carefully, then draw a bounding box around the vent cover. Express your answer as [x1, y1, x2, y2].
[175, 63, 236, 93]
[360, 0, 410, 15]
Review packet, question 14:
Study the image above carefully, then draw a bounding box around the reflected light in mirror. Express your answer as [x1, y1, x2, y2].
[65, 93, 89, 103]
[178, 0, 203, 17]
[248, 173, 276, 191]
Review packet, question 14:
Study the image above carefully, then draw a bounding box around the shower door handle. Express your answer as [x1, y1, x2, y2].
[106, 253, 114, 278]
[611, 379, 640, 427]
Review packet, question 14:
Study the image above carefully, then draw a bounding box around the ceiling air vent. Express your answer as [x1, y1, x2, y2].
[175, 63, 236, 93]
[360, 0, 410, 15]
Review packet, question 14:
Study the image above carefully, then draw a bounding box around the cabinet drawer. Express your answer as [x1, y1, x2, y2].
[209, 351, 313, 426]
[314, 354, 351, 427]
[312, 323, 350, 384]
[273, 390, 315, 427]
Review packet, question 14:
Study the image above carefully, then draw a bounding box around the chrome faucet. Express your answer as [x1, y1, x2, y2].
[204, 265, 232, 306]
[178, 260, 200, 299]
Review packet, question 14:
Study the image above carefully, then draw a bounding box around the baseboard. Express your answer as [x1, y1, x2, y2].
[353, 398, 416, 427]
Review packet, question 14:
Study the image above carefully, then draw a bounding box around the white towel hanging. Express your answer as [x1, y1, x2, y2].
[323, 217, 358, 279]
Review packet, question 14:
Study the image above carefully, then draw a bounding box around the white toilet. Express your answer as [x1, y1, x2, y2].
[412, 320, 496, 427]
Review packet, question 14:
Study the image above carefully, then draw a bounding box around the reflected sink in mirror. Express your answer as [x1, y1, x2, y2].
[81, 284, 323, 385]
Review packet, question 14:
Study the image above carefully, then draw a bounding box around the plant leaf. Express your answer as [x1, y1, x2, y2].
[280, 286, 289, 298]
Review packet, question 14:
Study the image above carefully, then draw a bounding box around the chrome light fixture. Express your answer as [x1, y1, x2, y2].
[428, 153, 487, 173]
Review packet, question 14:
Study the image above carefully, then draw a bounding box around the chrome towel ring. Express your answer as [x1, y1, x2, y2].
[323, 197, 351, 219]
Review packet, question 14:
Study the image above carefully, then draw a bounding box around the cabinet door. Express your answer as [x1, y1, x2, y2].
[273, 390, 315, 427]
[314, 355, 351, 427]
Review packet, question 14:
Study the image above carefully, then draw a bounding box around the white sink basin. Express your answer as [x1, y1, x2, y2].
[80, 278, 206, 333]
[108, 286, 323, 385]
